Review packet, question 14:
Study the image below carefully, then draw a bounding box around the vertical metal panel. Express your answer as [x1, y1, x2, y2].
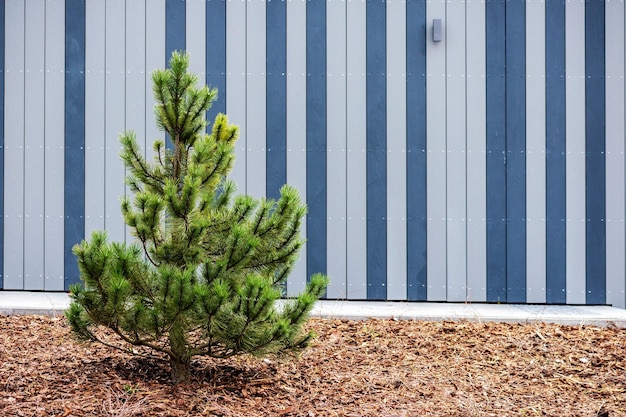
[426, 0, 446, 301]
[146, 0, 166, 155]
[545, 0, 566, 303]
[326, 0, 347, 299]
[605, 0, 625, 309]
[105, 0, 127, 243]
[266, 0, 287, 201]
[585, 1, 606, 305]
[44, 0, 65, 291]
[386, 0, 406, 301]
[85, 0, 106, 237]
[565, 0, 586, 304]
[64, 0, 85, 289]
[525, 0, 546, 304]
[445, 0, 466, 302]
[4, 0, 25, 289]
[346, 0, 367, 299]
[285, 0, 307, 296]
[465, 0, 486, 302]
[406, 0, 427, 301]
[166, 0, 186, 59]
[246, 0, 266, 199]
[366, 0, 387, 300]
[0, 0, 5, 288]
[226, 0, 246, 191]
[24, 0, 45, 290]
[186, 0, 206, 80]
[306, 0, 327, 281]
[505, 2, 526, 303]
[206, 0, 227, 122]
[485, 0, 506, 302]
[165, 0, 185, 150]
[126, 0, 147, 244]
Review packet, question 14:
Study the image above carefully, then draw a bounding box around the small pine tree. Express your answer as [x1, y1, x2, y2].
[66, 52, 328, 384]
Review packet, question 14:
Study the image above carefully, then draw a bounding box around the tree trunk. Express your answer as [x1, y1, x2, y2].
[169, 321, 191, 384]
[170, 355, 191, 384]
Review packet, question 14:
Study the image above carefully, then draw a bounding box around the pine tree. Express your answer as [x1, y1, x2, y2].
[66, 52, 328, 384]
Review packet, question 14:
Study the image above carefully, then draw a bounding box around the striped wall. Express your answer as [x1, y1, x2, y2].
[1, 0, 626, 309]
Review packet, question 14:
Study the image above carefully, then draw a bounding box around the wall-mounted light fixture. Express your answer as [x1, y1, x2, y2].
[432, 19, 442, 42]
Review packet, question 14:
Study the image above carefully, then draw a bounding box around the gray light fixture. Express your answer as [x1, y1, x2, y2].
[433, 19, 442, 42]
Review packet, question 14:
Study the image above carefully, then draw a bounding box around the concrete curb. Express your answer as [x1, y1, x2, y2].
[309, 300, 626, 327]
[0, 292, 71, 316]
[2, 292, 626, 327]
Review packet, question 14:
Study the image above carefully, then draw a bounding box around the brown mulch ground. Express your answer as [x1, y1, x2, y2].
[1, 315, 625, 417]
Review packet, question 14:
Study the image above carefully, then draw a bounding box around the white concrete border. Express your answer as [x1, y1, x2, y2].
[3, 292, 626, 328]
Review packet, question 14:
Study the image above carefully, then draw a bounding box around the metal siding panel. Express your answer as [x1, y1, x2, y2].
[186, 0, 206, 80]
[465, 0, 486, 302]
[426, 0, 446, 301]
[85, 0, 105, 237]
[146, 0, 165, 156]
[266, 0, 286, 201]
[165, 0, 185, 150]
[386, 0, 406, 301]
[44, 0, 65, 291]
[445, 0, 466, 302]
[585, 1, 606, 305]
[24, 0, 45, 290]
[366, 0, 386, 300]
[486, 0, 506, 302]
[565, 0, 586, 304]
[126, 0, 147, 245]
[605, 0, 625, 308]
[505, 2, 526, 303]
[326, 0, 347, 299]
[166, 0, 186, 59]
[526, 0, 547, 304]
[226, 0, 246, 192]
[346, 0, 367, 299]
[206, 0, 226, 123]
[406, 0, 426, 301]
[246, 0, 266, 199]
[64, 0, 85, 289]
[4, 0, 25, 289]
[545, 0, 566, 304]
[105, 0, 126, 243]
[306, 0, 327, 282]
[286, 0, 307, 296]
[125, 0, 147, 125]
[0, 1, 5, 288]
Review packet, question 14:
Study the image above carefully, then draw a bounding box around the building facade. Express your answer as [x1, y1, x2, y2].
[0, 0, 625, 307]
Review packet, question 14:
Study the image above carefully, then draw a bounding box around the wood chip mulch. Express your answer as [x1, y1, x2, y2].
[1, 314, 625, 416]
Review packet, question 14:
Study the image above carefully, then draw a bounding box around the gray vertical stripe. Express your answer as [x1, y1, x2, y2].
[0, 0, 5, 289]
[565, 0, 586, 304]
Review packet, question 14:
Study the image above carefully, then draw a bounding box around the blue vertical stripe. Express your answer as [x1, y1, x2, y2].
[545, 0, 566, 304]
[64, 0, 86, 289]
[366, 0, 386, 300]
[166, 0, 186, 59]
[206, 0, 226, 124]
[166, 0, 185, 149]
[266, 0, 286, 200]
[406, 0, 426, 301]
[505, 1, 526, 303]
[306, 0, 326, 280]
[486, 0, 506, 302]
[585, 1, 606, 304]
[0, 0, 4, 289]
